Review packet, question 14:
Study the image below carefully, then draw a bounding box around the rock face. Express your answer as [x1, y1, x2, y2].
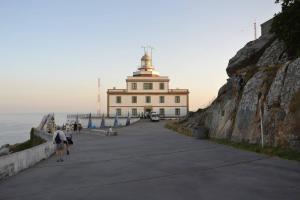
[226, 33, 274, 76]
[263, 58, 300, 149]
[279, 59, 300, 112]
[231, 71, 266, 143]
[181, 29, 300, 151]
[257, 39, 288, 67]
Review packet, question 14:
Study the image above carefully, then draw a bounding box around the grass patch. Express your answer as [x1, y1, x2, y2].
[211, 138, 300, 162]
[9, 128, 46, 153]
[165, 121, 300, 162]
[165, 121, 193, 137]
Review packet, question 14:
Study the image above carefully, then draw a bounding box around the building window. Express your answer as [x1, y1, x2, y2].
[175, 108, 180, 116]
[145, 96, 151, 103]
[175, 96, 180, 103]
[143, 83, 153, 90]
[132, 96, 137, 103]
[159, 96, 165, 103]
[132, 83, 137, 90]
[116, 108, 122, 116]
[159, 83, 165, 90]
[159, 108, 165, 116]
[132, 108, 137, 116]
[116, 96, 122, 103]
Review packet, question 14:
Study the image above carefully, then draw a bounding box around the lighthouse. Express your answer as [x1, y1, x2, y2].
[107, 50, 189, 118]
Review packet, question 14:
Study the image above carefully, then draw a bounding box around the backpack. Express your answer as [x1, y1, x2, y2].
[55, 132, 61, 144]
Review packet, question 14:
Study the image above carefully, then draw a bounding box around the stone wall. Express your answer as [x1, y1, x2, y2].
[0, 132, 55, 180]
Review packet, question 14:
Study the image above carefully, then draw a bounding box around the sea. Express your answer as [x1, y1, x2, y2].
[0, 113, 136, 146]
[0, 113, 68, 146]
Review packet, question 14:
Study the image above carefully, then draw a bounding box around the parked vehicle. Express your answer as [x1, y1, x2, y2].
[150, 113, 160, 122]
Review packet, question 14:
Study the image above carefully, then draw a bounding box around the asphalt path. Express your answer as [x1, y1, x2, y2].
[0, 120, 299, 200]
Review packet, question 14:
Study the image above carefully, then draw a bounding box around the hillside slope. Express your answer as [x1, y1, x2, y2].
[181, 20, 300, 151]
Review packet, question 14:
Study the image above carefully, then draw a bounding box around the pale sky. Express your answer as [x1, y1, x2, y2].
[0, 0, 281, 114]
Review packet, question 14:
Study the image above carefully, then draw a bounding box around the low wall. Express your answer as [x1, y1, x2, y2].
[78, 117, 140, 128]
[0, 137, 55, 180]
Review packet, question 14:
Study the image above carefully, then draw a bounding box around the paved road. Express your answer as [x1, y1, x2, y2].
[1, 120, 300, 200]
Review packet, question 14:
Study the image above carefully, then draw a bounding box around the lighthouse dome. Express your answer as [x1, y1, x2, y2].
[141, 53, 151, 61]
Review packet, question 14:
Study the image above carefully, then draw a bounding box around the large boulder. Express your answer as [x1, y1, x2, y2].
[226, 34, 274, 77]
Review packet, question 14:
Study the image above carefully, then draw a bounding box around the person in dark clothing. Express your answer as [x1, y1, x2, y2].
[53, 126, 67, 162]
[78, 124, 82, 132]
[73, 122, 78, 132]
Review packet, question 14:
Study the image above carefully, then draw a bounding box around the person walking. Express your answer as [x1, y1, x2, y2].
[53, 126, 67, 162]
[65, 130, 73, 155]
[107, 126, 113, 136]
[78, 123, 82, 133]
[73, 122, 78, 133]
[66, 121, 71, 132]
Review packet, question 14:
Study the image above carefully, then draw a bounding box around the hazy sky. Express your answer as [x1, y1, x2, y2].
[0, 0, 281, 114]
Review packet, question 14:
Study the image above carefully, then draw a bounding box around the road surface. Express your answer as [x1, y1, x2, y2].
[0, 120, 299, 200]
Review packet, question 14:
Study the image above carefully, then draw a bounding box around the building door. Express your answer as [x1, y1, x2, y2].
[144, 107, 152, 118]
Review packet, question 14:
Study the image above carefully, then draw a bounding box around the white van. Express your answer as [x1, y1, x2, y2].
[150, 113, 160, 122]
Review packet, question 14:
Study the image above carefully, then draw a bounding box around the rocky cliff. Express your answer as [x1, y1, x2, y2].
[181, 21, 300, 151]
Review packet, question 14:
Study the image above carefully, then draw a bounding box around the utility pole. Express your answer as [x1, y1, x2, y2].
[97, 78, 101, 115]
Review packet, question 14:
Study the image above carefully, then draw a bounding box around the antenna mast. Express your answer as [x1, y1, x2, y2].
[97, 78, 101, 115]
[254, 20, 257, 40]
[141, 46, 147, 54]
[147, 45, 154, 66]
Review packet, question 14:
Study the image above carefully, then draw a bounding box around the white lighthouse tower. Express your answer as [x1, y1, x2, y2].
[107, 49, 189, 118]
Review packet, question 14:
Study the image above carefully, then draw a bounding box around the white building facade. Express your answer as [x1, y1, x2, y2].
[107, 52, 189, 118]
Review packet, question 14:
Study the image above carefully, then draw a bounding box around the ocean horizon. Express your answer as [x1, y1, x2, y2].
[0, 113, 68, 146]
[0, 112, 133, 146]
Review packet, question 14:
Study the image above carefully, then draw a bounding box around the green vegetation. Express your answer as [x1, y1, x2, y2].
[211, 138, 300, 162]
[165, 121, 193, 137]
[272, 0, 300, 56]
[289, 89, 300, 113]
[9, 128, 46, 153]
